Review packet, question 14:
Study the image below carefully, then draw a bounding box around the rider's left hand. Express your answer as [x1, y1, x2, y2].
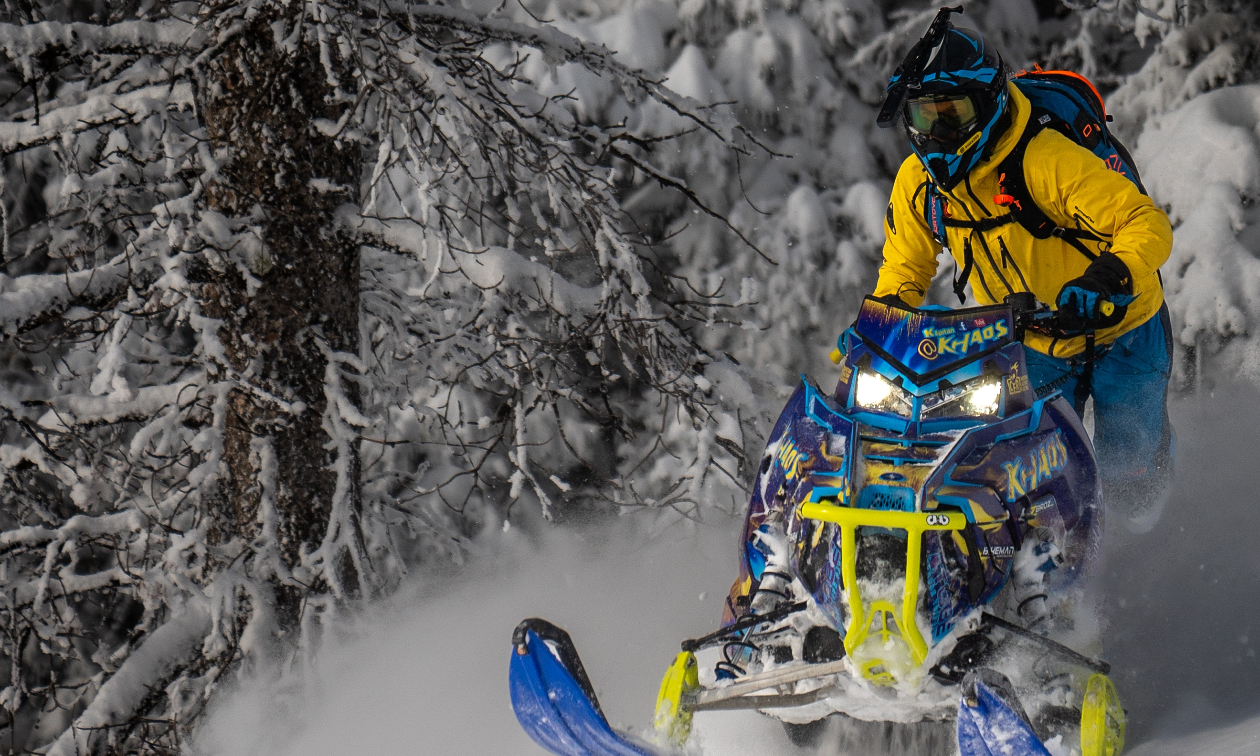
[1055, 252, 1136, 325]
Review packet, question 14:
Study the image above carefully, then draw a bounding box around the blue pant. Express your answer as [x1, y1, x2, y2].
[1023, 305, 1175, 506]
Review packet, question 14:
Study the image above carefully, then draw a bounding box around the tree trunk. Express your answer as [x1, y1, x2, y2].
[196, 4, 361, 625]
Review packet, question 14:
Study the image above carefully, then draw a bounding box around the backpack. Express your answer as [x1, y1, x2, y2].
[922, 68, 1146, 302]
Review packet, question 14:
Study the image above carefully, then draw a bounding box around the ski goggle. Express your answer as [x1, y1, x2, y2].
[905, 94, 979, 141]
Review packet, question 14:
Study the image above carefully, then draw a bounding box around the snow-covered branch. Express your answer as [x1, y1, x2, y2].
[0, 19, 206, 61]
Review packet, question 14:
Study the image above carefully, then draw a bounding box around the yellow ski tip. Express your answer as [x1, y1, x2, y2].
[1081, 672, 1126, 756]
[653, 651, 698, 747]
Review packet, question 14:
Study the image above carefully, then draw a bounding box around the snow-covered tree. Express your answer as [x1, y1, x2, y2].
[0, 1, 761, 752]
[509, 0, 1057, 387]
[1099, 0, 1260, 386]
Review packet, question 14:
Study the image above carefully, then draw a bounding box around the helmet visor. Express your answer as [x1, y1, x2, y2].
[906, 94, 979, 142]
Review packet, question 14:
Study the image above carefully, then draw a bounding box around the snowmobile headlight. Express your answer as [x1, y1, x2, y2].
[921, 376, 1002, 420]
[854, 369, 914, 418]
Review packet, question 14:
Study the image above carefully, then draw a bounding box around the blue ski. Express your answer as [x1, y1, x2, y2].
[957, 670, 1052, 756]
[510, 619, 666, 756]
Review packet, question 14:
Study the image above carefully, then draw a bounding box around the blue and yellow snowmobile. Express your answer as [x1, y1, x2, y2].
[509, 295, 1126, 756]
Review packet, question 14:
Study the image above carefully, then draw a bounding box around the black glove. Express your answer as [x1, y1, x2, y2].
[1055, 252, 1136, 327]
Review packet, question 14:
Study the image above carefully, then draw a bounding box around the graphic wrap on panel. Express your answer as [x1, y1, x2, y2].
[1000, 431, 1069, 502]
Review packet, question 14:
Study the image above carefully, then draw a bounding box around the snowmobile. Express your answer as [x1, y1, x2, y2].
[509, 294, 1127, 756]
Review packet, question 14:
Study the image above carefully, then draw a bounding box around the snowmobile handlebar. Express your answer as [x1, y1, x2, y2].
[1004, 292, 1100, 340]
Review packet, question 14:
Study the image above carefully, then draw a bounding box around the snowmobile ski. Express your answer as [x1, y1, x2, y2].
[957, 670, 1053, 756]
[510, 618, 666, 756]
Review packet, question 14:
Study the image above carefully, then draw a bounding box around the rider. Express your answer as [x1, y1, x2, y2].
[871, 22, 1174, 531]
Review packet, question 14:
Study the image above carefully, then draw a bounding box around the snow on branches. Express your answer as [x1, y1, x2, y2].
[0, 1, 757, 752]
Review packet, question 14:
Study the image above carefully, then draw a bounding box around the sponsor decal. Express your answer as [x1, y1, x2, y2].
[776, 437, 810, 481]
[925, 514, 951, 526]
[1001, 432, 1069, 502]
[956, 131, 982, 155]
[839, 365, 853, 384]
[1008, 365, 1028, 395]
[979, 544, 1016, 558]
[1029, 495, 1056, 516]
[917, 320, 1009, 361]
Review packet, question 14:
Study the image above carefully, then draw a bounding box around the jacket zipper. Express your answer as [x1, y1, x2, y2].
[963, 236, 999, 302]
[965, 175, 993, 218]
[1071, 212, 1112, 240]
[947, 178, 1014, 298]
[975, 232, 1015, 297]
[998, 237, 1031, 292]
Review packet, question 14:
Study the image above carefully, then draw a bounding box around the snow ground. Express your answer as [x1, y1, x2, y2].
[188, 385, 1260, 755]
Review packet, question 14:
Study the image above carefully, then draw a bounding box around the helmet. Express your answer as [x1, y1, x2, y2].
[879, 21, 1010, 191]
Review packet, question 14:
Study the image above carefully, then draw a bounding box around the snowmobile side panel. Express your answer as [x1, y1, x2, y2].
[510, 622, 663, 756]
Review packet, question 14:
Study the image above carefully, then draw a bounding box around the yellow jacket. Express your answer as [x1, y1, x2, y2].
[874, 83, 1173, 357]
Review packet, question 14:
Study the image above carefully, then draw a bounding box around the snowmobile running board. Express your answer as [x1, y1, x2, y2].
[683, 658, 847, 710]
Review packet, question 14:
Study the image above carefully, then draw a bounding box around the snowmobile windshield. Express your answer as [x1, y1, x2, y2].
[851, 297, 1016, 385]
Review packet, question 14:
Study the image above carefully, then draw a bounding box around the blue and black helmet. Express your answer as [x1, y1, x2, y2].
[877, 9, 1010, 191]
